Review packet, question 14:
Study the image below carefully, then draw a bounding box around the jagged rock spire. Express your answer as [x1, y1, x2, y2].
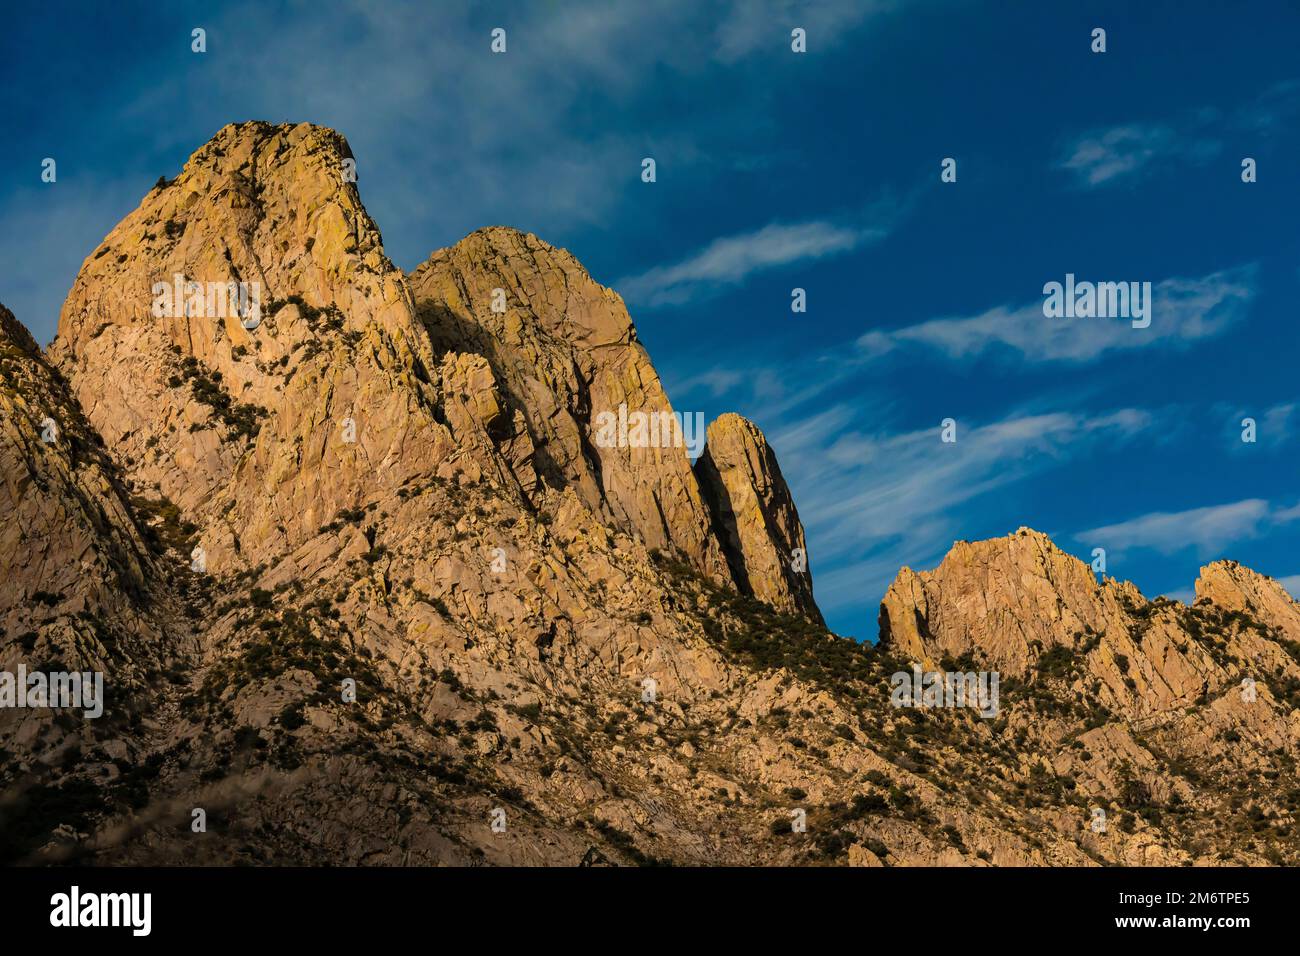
[694, 413, 819, 619]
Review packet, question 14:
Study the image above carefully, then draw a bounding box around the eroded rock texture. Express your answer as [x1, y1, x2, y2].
[694, 413, 818, 619]
[409, 226, 730, 582]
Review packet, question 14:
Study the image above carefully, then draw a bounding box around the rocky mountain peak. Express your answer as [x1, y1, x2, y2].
[410, 224, 734, 582]
[878, 528, 1300, 737]
[878, 527, 1107, 672]
[694, 413, 819, 618]
[54, 121, 403, 365]
[46, 122, 447, 573]
[1196, 559, 1300, 632]
[40, 120, 820, 608]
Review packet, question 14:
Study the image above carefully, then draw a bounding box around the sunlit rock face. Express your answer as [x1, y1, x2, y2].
[694, 413, 819, 619]
[410, 225, 733, 583]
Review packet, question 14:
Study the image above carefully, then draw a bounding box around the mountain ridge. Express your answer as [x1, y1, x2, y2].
[2, 122, 1298, 867]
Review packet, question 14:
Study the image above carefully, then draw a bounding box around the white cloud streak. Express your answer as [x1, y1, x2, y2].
[1056, 80, 1300, 187]
[617, 219, 881, 307]
[713, 0, 895, 62]
[1074, 498, 1300, 558]
[856, 265, 1257, 365]
[1057, 123, 1184, 186]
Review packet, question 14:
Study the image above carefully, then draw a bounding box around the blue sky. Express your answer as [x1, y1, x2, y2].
[3, 0, 1300, 638]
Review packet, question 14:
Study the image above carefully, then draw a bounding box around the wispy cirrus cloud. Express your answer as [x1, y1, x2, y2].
[617, 218, 881, 307]
[1074, 498, 1300, 558]
[1057, 123, 1189, 187]
[1056, 80, 1300, 188]
[767, 403, 1158, 622]
[1259, 402, 1298, 446]
[856, 265, 1257, 365]
[1240, 78, 1300, 133]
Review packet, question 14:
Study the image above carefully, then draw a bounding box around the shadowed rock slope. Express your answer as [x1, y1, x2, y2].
[0, 304, 188, 862]
[1, 123, 1297, 867]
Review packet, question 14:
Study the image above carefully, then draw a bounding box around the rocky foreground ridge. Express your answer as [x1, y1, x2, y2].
[2, 122, 1298, 866]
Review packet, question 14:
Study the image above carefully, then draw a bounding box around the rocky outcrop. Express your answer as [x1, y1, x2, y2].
[409, 227, 731, 582]
[694, 413, 818, 619]
[1, 304, 152, 638]
[879, 527, 1300, 715]
[48, 121, 452, 574]
[872, 527, 1300, 865]
[878, 528, 1111, 673]
[1195, 560, 1300, 635]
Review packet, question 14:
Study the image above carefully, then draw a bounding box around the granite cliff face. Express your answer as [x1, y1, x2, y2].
[408, 226, 730, 582]
[2, 123, 1298, 867]
[694, 413, 819, 619]
[48, 122, 451, 580]
[879, 528, 1114, 676]
[1, 305, 149, 623]
[878, 527, 1300, 718]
